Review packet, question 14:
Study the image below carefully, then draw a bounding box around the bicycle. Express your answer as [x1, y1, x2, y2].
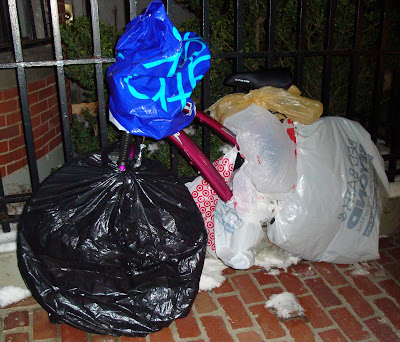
[117, 67, 294, 203]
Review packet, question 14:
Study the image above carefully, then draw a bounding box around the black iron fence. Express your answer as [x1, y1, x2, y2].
[0, 0, 399, 232]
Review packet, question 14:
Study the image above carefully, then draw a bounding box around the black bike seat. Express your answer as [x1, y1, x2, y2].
[224, 67, 293, 90]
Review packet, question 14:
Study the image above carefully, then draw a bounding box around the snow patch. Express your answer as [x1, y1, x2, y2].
[199, 256, 228, 291]
[0, 230, 17, 254]
[0, 286, 31, 308]
[351, 263, 370, 276]
[389, 182, 400, 198]
[146, 143, 160, 157]
[183, 126, 196, 136]
[0, 242, 16, 253]
[255, 244, 301, 272]
[265, 292, 304, 319]
[267, 269, 281, 276]
[219, 144, 234, 155]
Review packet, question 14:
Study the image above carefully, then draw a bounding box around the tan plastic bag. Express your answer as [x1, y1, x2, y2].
[207, 85, 323, 124]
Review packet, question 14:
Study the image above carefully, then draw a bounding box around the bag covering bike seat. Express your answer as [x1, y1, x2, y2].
[107, 1, 211, 140]
[17, 145, 207, 337]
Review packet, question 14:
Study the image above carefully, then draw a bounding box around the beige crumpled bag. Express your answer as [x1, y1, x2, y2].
[207, 85, 323, 124]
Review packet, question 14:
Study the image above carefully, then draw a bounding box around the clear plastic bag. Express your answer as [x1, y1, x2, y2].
[232, 166, 277, 223]
[214, 198, 264, 269]
[208, 85, 323, 125]
[225, 104, 296, 197]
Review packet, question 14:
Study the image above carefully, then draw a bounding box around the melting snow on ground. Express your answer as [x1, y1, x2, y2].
[199, 255, 228, 291]
[0, 286, 31, 308]
[0, 230, 17, 253]
[265, 292, 304, 319]
[255, 243, 301, 272]
[350, 262, 371, 276]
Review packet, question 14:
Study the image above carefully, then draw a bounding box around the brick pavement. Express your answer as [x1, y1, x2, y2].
[1, 233, 399, 341]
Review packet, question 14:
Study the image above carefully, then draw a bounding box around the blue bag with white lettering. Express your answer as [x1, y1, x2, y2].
[107, 1, 211, 139]
[268, 117, 389, 263]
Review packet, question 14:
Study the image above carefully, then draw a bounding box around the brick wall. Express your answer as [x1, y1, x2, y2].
[0, 75, 72, 178]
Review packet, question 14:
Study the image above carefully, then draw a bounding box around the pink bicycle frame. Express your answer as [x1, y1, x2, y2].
[167, 110, 238, 203]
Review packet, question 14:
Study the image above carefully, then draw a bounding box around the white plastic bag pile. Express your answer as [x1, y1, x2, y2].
[188, 103, 389, 269]
[269, 117, 389, 263]
[187, 104, 297, 269]
[212, 104, 298, 269]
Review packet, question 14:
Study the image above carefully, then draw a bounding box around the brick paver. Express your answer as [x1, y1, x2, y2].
[250, 304, 286, 339]
[277, 272, 308, 295]
[59, 324, 88, 341]
[284, 318, 315, 341]
[329, 307, 370, 341]
[373, 297, 400, 330]
[313, 261, 347, 286]
[318, 329, 347, 342]
[337, 286, 375, 318]
[32, 308, 58, 340]
[148, 327, 174, 342]
[218, 296, 253, 329]
[378, 278, 400, 303]
[4, 311, 29, 330]
[1, 233, 399, 341]
[4, 332, 30, 342]
[297, 295, 333, 329]
[304, 277, 342, 307]
[200, 316, 234, 342]
[175, 311, 201, 339]
[364, 317, 400, 342]
[230, 274, 264, 304]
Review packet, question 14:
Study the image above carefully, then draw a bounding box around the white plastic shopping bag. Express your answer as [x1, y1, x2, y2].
[268, 117, 389, 263]
[186, 147, 237, 257]
[214, 198, 264, 269]
[224, 104, 297, 198]
[232, 166, 277, 223]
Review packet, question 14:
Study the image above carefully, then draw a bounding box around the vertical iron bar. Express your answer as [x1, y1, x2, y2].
[371, 0, 390, 142]
[8, 0, 40, 192]
[129, 0, 137, 20]
[321, 0, 337, 116]
[266, 0, 277, 68]
[388, 68, 400, 182]
[0, 173, 10, 232]
[295, 0, 306, 90]
[167, 0, 175, 24]
[39, 0, 49, 37]
[234, 0, 243, 72]
[90, 0, 108, 148]
[49, 0, 73, 162]
[27, 0, 37, 39]
[168, 0, 178, 174]
[169, 144, 179, 176]
[346, 0, 362, 121]
[201, 0, 211, 159]
[0, 1, 10, 42]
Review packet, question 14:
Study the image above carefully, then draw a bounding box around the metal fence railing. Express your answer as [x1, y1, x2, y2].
[0, 0, 399, 231]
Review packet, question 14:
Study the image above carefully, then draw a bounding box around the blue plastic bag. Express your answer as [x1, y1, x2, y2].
[107, 1, 211, 140]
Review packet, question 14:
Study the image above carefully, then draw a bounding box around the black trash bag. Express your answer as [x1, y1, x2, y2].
[17, 146, 207, 337]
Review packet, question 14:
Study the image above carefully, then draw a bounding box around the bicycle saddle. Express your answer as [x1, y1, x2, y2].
[224, 67, 293, 90]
